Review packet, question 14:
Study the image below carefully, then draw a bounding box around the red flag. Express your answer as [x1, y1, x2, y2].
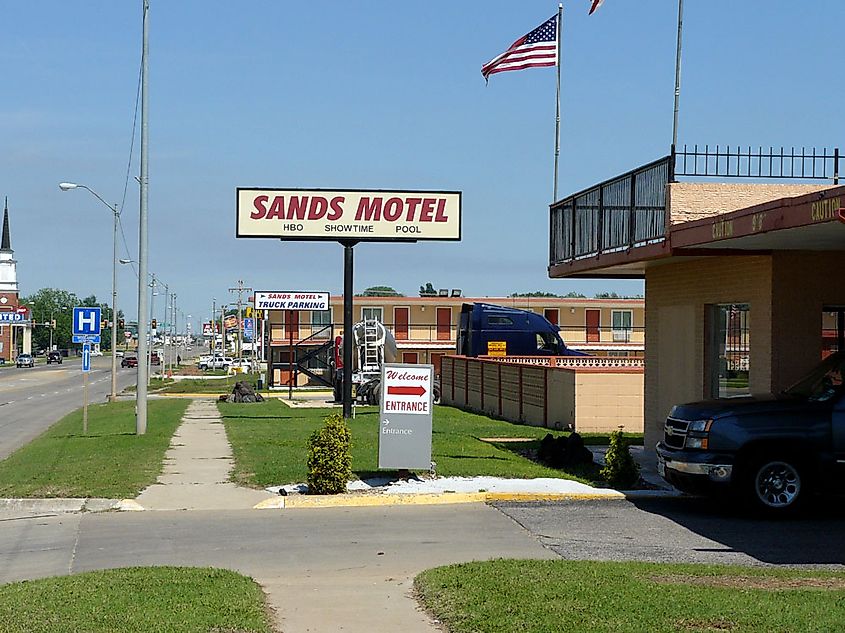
[589, 0, 604, 15]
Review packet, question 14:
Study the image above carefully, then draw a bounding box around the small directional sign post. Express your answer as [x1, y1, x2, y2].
[378, 363, 434, 470]
[73, 307, 101, 434]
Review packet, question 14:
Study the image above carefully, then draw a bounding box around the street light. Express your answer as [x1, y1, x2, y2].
[59, 182, 121, 402]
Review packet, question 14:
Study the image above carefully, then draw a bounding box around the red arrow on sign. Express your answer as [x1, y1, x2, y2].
[387, 385, 427, 397]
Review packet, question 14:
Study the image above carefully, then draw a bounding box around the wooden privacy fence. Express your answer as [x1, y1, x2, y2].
[441, 355, 644, 433]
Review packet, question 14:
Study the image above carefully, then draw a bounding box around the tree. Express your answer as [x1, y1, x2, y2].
[20, 288, 80, 351]
[357, 286, 402, 297]
[594, 292, 621, 299]
[509, 291, 560, 298]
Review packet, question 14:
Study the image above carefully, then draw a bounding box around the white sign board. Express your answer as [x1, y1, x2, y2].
[378, 364, 434, 470]
[254, 291, 330, 311]
[237, 188, 461, 241]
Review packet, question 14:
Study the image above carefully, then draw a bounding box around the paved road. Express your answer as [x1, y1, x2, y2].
[2, 497, 844, 630]
[0, 357, 138, 460]
[494, 497, 845, 568]
[0, 504, 555, 632]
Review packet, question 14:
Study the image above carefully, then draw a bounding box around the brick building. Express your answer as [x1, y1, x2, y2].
[547, 148, 845, 453]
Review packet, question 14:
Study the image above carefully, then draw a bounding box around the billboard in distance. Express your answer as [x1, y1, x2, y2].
[237, 189, 461, 242]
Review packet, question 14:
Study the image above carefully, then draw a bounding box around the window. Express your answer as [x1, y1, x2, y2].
[311, 309, 331, 339]
[362, 307, 383, 323]
[611, 310, 633, 342]
[488, 316, 513, 326]
[708, 303, 750, 399]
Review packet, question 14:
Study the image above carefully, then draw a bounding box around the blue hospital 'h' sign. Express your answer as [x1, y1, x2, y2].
[73, 307, 102, 336]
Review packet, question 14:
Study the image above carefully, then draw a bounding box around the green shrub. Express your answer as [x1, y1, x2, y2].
[599, 430, 640, 489]
[307, 413, 352, 494]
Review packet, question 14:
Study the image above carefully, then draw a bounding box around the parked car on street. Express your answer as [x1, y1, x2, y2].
[121, 354, 139, 368]
[150, 351, 161, 365]
[115, 350, 125, 358]
[230, 358, 253, 372]
[208, 356, 234, 370]
[196, 354, 213, 369]
[47, 350, 63, 364]
[16, 354, 34, 368]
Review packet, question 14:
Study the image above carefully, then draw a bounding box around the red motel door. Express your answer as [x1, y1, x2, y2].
[436, 307, 451, 340]
[586, 309, 600, 343]
[284, 310, 299, 340]
[544, 308, 559, 325]
[394, 307, 409, 340]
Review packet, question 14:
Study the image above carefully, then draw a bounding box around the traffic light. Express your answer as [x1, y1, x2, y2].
[51, 319, 56, 328]
[119, 318, 125, 329]
[101, 320, 109, 330]
[151, 319, 157, 329]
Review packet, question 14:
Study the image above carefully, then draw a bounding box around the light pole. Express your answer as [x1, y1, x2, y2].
[59, 182, 121, 402]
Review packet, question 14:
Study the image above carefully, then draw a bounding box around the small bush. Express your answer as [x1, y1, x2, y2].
[600, 430, 639, 489]
[307, 413, 352, 494]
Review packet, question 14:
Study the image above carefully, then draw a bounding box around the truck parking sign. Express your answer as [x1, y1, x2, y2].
[378, 364, 434, 470]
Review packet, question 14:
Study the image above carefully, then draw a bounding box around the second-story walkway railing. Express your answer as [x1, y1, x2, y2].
[549, 145, 842, 268]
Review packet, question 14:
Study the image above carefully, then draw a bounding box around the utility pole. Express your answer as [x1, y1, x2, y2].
[136, 0, 150, 435]
[229, 280, 252, 359]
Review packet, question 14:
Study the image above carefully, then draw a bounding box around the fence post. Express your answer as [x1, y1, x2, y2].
[480, 361, 485, 412]
[835, 147, 840, 185]
[543, 368, 549, 428]
[498, 362, 503, 418]
[518, 365, 524, 422]
[465, 358, 469, 407]
[597, 184, 604, 255]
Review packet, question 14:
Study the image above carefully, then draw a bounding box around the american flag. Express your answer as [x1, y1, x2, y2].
[589, 0, 605, 15]
[481, 15, 557, 81]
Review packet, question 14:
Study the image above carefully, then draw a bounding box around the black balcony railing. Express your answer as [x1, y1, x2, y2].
[549, 145, 843, 268]
[550, 156, 671, 265]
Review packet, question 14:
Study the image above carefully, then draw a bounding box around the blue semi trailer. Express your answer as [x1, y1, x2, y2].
[456, 303, 587, 358]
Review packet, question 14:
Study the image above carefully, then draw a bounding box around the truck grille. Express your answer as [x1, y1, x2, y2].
[664, 417, 690, 449]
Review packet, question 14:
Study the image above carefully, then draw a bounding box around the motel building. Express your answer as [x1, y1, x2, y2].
[260, 292, 645, 389]
[547, 146, 845, 456]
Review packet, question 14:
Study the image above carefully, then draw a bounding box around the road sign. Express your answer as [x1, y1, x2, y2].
[72, 334, 101, 344]
[378, 363, 434, 470]
[73, 307, 102, 336]
[243, 317, 254, 340]
[82, 343, 91, 372]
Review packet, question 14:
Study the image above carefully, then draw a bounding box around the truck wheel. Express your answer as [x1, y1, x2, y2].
[746, 456, 806, 515]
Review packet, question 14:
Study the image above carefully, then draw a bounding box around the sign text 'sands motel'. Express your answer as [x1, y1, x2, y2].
[237, 189, 461, 241]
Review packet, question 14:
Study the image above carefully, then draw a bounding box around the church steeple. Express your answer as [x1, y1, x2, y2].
[1, 197, 10, 251]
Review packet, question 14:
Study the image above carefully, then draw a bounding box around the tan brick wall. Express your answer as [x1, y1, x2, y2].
[667, 183, 832, 225]
[644, 256, 774, 451]
[574, 371, 643, 433]
[771, 252, 845, 390]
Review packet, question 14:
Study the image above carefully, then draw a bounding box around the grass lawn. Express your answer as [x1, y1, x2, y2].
[0, 567, 272, 633]
[126, 372, 262, 394]
[218, 401, 639, 487]
[415, 559, 845, 633]
[0, 399, 189, 498]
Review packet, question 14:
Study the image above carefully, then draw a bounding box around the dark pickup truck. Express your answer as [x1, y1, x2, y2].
[657, 352, 845, 515]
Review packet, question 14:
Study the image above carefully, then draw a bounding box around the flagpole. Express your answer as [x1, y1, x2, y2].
[672, 0, 684, 149]
[553, 3, 563, 202]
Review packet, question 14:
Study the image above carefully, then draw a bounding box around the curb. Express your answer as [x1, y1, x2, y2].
[251, 488, 684, 510]
[0, 498, 122, 514]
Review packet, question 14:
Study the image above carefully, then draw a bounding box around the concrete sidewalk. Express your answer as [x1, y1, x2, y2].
[135, 399, 275, 511]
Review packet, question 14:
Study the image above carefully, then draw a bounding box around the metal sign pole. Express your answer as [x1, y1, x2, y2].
[341, 240, 357, 419]
[288, 309, 294, 400]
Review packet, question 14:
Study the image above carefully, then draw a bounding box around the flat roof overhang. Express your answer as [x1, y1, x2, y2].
[549, 186, 845, 279]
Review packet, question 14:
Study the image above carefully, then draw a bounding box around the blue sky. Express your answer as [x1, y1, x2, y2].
[3, 0, 844, 327]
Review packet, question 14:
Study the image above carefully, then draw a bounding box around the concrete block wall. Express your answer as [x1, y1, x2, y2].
[441, 356, 642, 433]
